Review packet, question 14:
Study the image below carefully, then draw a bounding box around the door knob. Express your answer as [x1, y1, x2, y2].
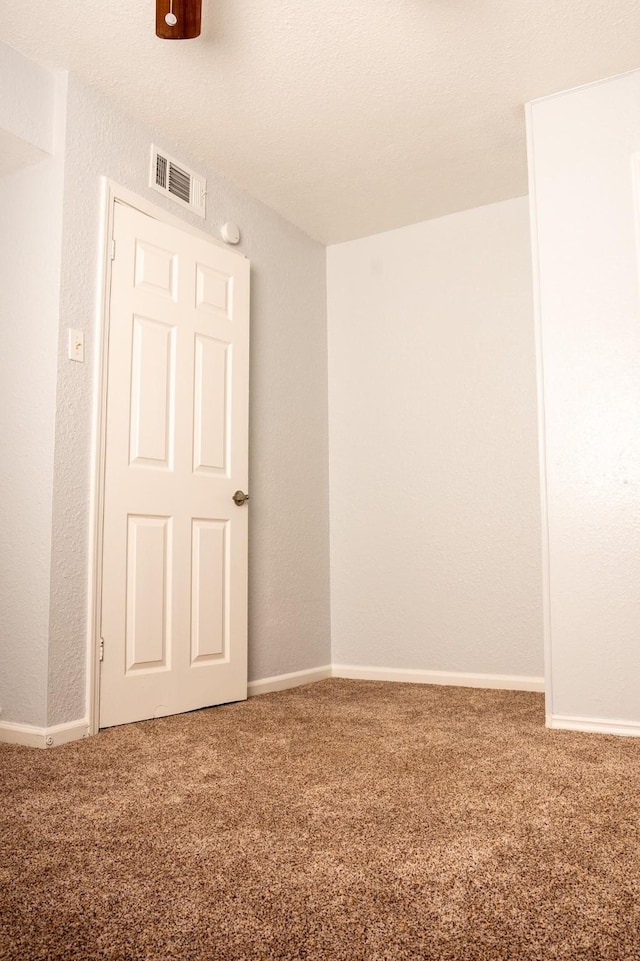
[232, 490, 250, 506]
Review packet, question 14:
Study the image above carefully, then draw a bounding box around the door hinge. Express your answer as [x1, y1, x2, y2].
[99, 637, 105, 662]
[111, 239, 116, 261]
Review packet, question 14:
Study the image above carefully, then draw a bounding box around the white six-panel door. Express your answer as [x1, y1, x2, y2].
[99, 201, 250, 728]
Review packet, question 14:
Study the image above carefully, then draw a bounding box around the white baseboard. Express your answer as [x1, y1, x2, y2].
[0, 718, 90, 749]
[331, 664, 545, 693]
[248, 664, 545, 696]
[547, 714, 640, 738]
[247, 664, 332, 697]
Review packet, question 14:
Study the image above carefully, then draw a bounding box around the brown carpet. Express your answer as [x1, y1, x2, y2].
[1, 679, 640, 961]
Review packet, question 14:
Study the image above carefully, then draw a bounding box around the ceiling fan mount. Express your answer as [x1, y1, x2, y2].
[156, 0, 202, 39]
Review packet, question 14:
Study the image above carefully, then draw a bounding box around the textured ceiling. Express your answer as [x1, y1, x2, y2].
[3, 1, 640, 243]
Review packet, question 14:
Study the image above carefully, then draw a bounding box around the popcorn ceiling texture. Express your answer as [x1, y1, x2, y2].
[45, 73, 331, 726]
[4, 1, 640, 243]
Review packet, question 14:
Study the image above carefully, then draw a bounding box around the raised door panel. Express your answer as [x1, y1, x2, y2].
[195, 262, 233, 320]
[191, 519, 228, 664]
[193, 334, 230, 475]
[129, 316, 176, 470]
[134, 239, 178, 300]
[125, 515, 172, 673]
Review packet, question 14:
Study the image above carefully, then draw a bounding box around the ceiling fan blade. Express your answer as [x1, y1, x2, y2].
[156, 0, 202, 39]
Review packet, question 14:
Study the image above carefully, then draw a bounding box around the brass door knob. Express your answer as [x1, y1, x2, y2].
[233, 490, 250, 506]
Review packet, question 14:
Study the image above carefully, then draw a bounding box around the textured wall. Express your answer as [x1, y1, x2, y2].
[528, 71, 640, 724]
[0, 68, 66, 726]
[46, 74, 330, 725]
[327, 198, 543, 677]
[0, 42, 54, 168]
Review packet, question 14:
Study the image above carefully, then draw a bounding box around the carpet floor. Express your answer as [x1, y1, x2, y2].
[1, 679, 640, 960]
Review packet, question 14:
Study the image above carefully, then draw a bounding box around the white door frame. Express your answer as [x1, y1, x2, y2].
[87, 179, 245, 736]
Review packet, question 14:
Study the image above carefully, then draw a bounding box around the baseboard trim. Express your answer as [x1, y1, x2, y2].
[331, 664, 545, 693]
[547, 714, 640, 738]
[0, 718, 90, 749]
[248, 664, 544, 696]
[247, 665, 333, 697]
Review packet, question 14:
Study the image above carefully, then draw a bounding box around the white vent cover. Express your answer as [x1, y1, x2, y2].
[150, 146, 206, 218]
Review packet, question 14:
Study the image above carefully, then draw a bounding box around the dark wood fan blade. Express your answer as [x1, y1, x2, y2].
[156, 0, 202, 39]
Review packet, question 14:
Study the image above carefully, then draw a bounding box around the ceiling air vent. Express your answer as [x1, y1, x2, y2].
[150, 146, 206, 218]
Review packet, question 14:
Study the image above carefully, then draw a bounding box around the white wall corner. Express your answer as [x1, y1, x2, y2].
[0, 718, 89, 749]
[547, 714, 640, 738]
[0, 42, 57, 170]
[247, 665, 333, 697]
[525, 99, 554, 717]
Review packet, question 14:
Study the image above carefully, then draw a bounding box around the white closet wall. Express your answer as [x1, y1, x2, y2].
[528, 70, 640, 733]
